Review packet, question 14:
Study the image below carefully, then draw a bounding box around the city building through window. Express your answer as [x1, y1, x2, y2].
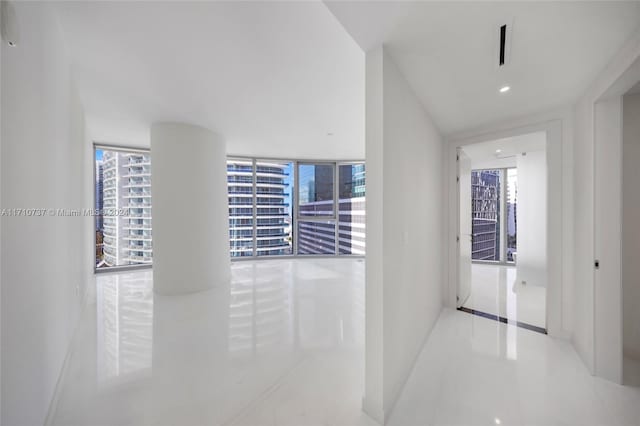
[471, 168, 517, 263]
[95, 148, 365, 269]
[95, 146, 153, 270]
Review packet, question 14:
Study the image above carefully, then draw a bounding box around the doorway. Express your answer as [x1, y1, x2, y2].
[457, 132, 547, 332]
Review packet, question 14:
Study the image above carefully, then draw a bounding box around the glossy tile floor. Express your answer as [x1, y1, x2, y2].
[388, 309, 640, 426]
[462, 263, 546, 329]
[51, 258, 374, 426]
[51, 259, 640, 426]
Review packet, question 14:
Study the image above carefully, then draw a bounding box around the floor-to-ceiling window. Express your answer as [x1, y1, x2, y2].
[338, 163, 366, 255]
[297, 163, 336, 254]
[227, 159, 255, 258]
[255, 160, 293, 256]
[227, 159, 365, 257]
[95, 145, 153, 270]
[95, 152, 364, 268]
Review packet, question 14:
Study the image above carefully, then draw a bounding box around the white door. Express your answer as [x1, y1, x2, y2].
[458, 149, 472, 307]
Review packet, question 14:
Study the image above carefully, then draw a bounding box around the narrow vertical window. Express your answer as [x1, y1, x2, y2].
[95, 146, 152, 269]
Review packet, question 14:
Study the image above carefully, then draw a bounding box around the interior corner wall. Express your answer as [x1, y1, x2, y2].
[363, 47, 384, 424]
[572, 97, 596, 373]
[516, 150, 547, 287]
[364, 46, 444, 424]
[1, 3, 91, 425]
[622, 92, 640, 362]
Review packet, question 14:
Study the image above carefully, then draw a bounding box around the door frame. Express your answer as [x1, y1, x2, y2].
[447, 120, 563, 336]
[591, 53, 640, 383]
[457, 149, 472, 307]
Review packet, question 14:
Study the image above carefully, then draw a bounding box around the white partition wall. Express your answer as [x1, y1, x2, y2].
[516, 150, 547, 287]
[594, 98, 623, 383]
[364, 46, 444, 424]
[150, 122, 230, 295]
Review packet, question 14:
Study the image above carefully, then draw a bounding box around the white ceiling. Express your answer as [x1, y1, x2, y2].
[325, 1, 640, 135]
[52, 1, 365, 159]
[462, 131, 546, 169]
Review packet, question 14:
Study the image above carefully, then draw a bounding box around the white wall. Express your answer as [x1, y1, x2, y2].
[1, 3, 91, 425]
[363, 46, 384, 423]
[364, 47, 443, 424]
[572, 27, 640, 376]
[572, 97, 596, 372]
[470, 156, 517, 170]
[622, 92, 640, 362]
[593, 98, 623, 383]
[516, 150, 547, 287]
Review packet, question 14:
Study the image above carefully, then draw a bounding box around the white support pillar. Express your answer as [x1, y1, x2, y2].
[150, 122, 230, 295]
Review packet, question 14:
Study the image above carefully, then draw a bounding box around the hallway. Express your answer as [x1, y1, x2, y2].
[389, 310, 640, 426]
[461, 264, 546, 330]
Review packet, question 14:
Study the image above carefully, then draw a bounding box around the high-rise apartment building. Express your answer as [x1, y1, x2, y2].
[228, 161, 365, 256]
[101, 150, 153, 267]
[95, 160, 104, 231]
[227, 160, 292, 257]
[95, 160, 105, 264]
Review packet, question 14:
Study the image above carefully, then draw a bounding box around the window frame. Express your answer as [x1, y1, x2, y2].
[94, 142, 153, 274]
[93, 149, 365, 274]
[231, 156, 365, 259]
[470, 166, 517, 266]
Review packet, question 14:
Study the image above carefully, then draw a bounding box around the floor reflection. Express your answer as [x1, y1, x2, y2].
[97, 271, 153, 385]
[462, 263, 546, 329]
[53, 258, 367, 426]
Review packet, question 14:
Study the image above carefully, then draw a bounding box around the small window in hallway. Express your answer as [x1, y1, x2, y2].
[471, 169, 501, 261]
[506, 168, 518, 262]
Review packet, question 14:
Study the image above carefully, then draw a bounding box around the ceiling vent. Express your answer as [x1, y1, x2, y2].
[496, 20, 513, 68]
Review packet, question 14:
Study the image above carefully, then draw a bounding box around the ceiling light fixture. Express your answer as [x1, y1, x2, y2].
[495, 149, 502, 154]
[499, 85, 510, 93]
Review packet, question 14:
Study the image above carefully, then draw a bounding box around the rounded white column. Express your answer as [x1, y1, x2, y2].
[151, 122, 230, 295]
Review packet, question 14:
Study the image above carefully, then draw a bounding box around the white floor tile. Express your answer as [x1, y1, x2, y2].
[462, 263, 546, 329]
[388, 309, 640, 426]
[51, 259, 640, 426]
[51, 258, 367, 426]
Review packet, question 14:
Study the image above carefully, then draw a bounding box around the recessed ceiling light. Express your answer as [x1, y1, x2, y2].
[496, 149, 502, 154]
[494, 418, 502, 425]
[499, 85, 510, 93]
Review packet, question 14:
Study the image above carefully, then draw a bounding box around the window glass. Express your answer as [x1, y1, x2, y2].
[506, 168, 518, 262]
[471, 169, 500, 261]
[256, 161, 293, 256]
[95, 148, 152, 269]
[298, 164, 335, 217]
[338, 164, 366, 255]
[227, 159, 255, 257]
[297, 220, 336, 255]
